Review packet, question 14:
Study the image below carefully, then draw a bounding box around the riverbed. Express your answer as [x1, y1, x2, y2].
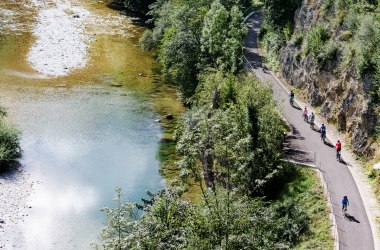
[0, 0, 183, 249]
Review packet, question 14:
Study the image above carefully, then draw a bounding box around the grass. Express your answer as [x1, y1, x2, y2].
[278, 167, 334, 250]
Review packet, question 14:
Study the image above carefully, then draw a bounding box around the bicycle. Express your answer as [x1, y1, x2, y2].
[321, 132, 326, 144]
[337, 150, 341, 162]
[342, 204, 348, 216]
[309, 119, 314, 129]
[303, 113, 308, 122]
[289, 98, 294, 107]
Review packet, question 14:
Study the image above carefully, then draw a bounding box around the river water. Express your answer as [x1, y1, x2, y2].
[0, 1, 182, 249]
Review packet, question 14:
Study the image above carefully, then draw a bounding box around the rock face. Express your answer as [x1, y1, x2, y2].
[279, 0, 376, 156]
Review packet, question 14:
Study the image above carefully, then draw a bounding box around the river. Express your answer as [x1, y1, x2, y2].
[0, 1, 182, 249]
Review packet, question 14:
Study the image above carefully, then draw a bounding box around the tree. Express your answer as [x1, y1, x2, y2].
[263, 0, 302, 28]
[201, 1, 247, 73]
[124, 0, 156, 16]
[96, 187, 138, 250]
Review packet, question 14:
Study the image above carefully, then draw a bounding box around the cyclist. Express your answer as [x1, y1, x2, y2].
[342, 196, 349, 213]
[320, 123, 326, 142]
[309, 112, 315, 128]
[303, 107, 308, 121]
[289, 90, 295, 106]
[336, 140, 342, 161]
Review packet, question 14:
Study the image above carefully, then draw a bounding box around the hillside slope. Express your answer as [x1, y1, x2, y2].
[264, 0, 380, 155]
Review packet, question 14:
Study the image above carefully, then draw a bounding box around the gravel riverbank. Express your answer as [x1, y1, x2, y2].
[0, 168, 34, 248]
[27, 0, 91, 76]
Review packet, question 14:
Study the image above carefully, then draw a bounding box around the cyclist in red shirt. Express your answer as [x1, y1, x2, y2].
[336, 140, 342, 161]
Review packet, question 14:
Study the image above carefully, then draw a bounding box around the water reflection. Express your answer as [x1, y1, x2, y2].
[2, 85, 163, 249]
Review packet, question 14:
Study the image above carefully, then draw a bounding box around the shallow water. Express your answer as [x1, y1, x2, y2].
[0, 1, 182, 249]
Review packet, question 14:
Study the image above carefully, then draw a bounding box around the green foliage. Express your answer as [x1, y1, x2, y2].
[161, 24, 200, 98]
[0, 110, 21, 165]
[263, 0, 302, 28]
[97, 187, 138, 250]
[139, 30, 155, 51]
[176, 72, 286, 196]
[353, 15, 380, 76]
[140, 0, 248, 98]
[99, 188, 308, 249]
[305, 24, 330, 58]
[279, 168, 334, 250]
[293, 33, 303, 46]
[201, 1, 247, 73]
[283, 21, 294, 41]
[261, 29, 285, 71]
[139, 0, 172, 51]
[340, 30, 353, 41]
[318, 40, 338, 62]
[304, 24, 338, 64]
[124, 0, 155, 16]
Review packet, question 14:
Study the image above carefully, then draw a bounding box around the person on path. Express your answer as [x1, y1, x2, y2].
[289, 90, 295, 106]
[303, 107, 308, 122]
[320, 123, 326, 142]
[336, 140, 342, 160]
[309, 112, 315, 128]
[342, 196, 349, 213]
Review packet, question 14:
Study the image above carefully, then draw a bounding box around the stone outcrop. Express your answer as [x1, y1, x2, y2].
[279, 0, 376, 156]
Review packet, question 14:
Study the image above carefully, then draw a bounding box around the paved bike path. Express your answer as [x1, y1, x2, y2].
[244, 12, 374, 250]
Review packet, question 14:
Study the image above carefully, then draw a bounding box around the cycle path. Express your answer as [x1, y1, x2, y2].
[244, 12, 375, 250]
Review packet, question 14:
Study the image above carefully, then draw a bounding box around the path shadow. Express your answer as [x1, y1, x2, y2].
[283, 148, 314, 165]
[345, 213, 360, 223]
[0, 161, 22, 179]
[310, 124, 322, 133]
[338, 158, 348, 165]
[324, 141, 334, 148]
[287, 125, 305, 140]
[291, 104, 302, 110]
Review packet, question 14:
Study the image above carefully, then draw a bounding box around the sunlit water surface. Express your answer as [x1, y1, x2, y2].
[0, 1, 181, 249]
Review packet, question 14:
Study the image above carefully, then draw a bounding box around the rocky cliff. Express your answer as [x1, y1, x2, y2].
[279, 0, 379, 156]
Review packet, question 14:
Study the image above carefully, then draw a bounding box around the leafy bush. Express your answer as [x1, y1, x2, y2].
[0, 115, 21, 165]
[340, 30, 353, 41]
[98, 188, 308, 249]
[139, 30, 155, 51]
[176, 72, 286, 196]
[344, 8, 360, 32]
[318, 40, 338, 62]
[262, 30, 285, 71]
[293, 33, 303, 46]
[263, 0, 302, 28]
[353, 15, 380, 76]
[124, 0, 155, 16]
[201, 1, 247, 73]
[305, 24, 330, 58]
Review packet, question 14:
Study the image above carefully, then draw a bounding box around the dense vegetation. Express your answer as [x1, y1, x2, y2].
[139, 0, 249, 99]
[96, 74, 311, 249]
[260, 0, 380, 98]
[0, 106, 21, 168]
[97, 0, 333, 248]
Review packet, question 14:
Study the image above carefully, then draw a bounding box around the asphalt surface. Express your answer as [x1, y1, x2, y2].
[244, 12, 374, 250]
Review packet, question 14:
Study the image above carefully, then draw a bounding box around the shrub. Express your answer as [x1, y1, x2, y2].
[283, 21, 294, 41]
[353, 15, 380, 76]
[294, 50, 301, 61]
[305, 24, 330, 58]
[139, 30, 155, 51]
[0, 118, 21, 164]
[262, 30, 285, 71]
[318, 40, 338, 62]
[340, 30, 353, 41]
[293, 33, 303, 46]
[344, 8, 360, 32]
